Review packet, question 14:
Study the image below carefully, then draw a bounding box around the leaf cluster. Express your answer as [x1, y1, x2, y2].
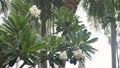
[0, 13, 45, 67]
[0, 0, 99, 68]
[83, 0, 120, 29]
[51, 7, 98, 66]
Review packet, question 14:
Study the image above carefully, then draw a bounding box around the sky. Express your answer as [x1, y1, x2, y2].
[0, 1, 112, 68]
[74, 2, 112, 68]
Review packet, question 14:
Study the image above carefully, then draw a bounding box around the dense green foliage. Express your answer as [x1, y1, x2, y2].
[0, 0, 98, 68]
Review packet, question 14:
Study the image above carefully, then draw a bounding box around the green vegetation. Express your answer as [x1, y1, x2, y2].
[0, 0, 98, 68]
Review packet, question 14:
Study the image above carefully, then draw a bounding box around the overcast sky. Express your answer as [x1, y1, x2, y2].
[75, 3, 112, 68]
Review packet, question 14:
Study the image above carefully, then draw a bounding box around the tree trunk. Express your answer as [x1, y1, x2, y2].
[117, 49, 120, 68]
[111, 22, 117, 68]
[58, 60, 66, 68]
[78, 61, 85, 68]
[41, 20, 46, 37]
[40, 62, 47, 68]
[58, 64, 65, 68]
[38, 20, 47, 68]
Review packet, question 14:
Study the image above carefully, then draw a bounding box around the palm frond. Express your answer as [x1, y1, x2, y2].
[0, 0, 8, 13]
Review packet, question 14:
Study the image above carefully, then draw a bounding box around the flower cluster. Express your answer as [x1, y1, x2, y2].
[59, 51, 68, 60]
[58, 49, 86, 60]
[29, 5, 41, 17]
[72, 49, 86, 59]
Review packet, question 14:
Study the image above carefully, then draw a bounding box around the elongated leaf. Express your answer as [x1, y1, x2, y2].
[8, 15, 17, 29]
[87, 38, 98, 44]
[3, 17, 14, 29]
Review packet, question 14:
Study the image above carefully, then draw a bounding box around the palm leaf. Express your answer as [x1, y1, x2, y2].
[87, 38, 98, 44]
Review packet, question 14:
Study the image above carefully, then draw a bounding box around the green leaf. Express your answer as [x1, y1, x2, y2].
[87, 38, 98, 44]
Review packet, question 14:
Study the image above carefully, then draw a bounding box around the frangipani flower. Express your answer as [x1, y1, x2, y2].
[81, 52, 86, 58]
[59, 51, 68, 60]
[72, 49, 86, 59]
[29, 5, 41, 17]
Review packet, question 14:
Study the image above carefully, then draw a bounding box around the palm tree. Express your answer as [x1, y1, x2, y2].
[82, 0, 120, 68]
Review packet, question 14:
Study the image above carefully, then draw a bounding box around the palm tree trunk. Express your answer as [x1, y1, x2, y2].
[111, 22, 117, 68]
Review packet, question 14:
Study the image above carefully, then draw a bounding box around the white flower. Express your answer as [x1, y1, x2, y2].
[59, 51, 68, 60]
[73, 49, 86, 59]
[29, 5, 41, 17]
[81, 52, 86, 58]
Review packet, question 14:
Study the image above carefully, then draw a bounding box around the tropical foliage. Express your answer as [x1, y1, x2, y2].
[0, 0, 98, 68]
[82, 0, 120, 68]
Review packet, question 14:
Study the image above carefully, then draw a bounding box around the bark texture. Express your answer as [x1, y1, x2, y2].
[111, 22, 117, 68]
